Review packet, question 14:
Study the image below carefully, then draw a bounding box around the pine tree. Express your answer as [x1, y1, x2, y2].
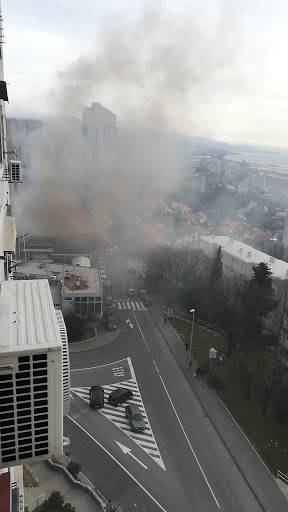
[240, 262, 277, 347]
[209, 246, 223, 286]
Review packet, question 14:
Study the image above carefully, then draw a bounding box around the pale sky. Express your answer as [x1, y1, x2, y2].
[3, 0, 288, 147]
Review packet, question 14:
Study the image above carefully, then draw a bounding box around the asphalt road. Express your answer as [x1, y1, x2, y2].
[65, 247, 288, 512]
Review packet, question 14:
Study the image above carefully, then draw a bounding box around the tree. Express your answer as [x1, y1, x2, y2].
[246, 348, 288, 415]
[34, 491, 76, 512]
[240, 262, 277, 348]
[67, 461, 81, 479]
[209, 246, 223, 286]
[63, 314, 84, 343]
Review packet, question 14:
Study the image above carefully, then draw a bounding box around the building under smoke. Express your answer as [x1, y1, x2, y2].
[6, 117, 43, 172]
[82, 102, 116, 171]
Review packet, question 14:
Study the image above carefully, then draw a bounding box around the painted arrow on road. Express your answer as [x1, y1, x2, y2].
[125, 318, 134, 329]
[115, 441, 147, 469]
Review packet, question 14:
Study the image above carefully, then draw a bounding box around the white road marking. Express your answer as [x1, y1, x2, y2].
[71, 358, 130, 373]
[133, 503, 147, 512]
[72, 364, 165, 470]
[115, 441, 147, 469]
[114, 300, 148, 311]
[131, 310, 221, 509]
[67, 416, 168, 512]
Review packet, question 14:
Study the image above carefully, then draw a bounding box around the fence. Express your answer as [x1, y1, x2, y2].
[277, 470, 288, 485]
[170, 308, 227, 338]
[46, 458, 112, 511]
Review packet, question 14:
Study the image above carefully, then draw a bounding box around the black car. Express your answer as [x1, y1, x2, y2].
[89, 386, 104, 409]
[106, 316, 117, 331]
[108, 387, 133, 406]
[127, 288, 136, 298]
[125, 404, 146, 432]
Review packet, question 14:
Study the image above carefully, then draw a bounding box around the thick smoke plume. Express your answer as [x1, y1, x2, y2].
[16, 2, 240, 247]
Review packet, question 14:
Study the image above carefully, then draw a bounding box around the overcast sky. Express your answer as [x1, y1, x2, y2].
[3, 0, 288, 147]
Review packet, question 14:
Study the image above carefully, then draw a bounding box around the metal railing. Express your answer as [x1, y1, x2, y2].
[277, 470, 288, 485]
[170, 308, 227, 338]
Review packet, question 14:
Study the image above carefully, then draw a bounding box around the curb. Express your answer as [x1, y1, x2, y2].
[69, 329, 120, 353]
[46, 458, 124, 511]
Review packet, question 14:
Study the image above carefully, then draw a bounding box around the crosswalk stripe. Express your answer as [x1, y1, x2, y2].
[129, 430, 154, 440]
[113, 300, 148, 311]
[105, 415, 128, 424]
[143, 446, 160, 456]
[128, 438, 158, 449]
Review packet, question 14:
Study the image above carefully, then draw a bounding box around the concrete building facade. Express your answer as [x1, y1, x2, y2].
[82, 102, 116, 170]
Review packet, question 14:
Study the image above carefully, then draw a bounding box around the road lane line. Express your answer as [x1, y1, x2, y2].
[131, 310, 221, 510]
[71, 358, 130, 372]
[67, 415, 168, 512]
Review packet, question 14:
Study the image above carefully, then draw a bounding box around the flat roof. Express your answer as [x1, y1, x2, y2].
[0, 280, 62, 353]
[15, 261, 102, 295]
[201, 235, 288, 280]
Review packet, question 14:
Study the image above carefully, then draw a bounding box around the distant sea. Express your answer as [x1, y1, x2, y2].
[225, 151, 288, 172]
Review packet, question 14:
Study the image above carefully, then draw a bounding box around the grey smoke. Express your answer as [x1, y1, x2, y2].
[16, 2, 241, 245]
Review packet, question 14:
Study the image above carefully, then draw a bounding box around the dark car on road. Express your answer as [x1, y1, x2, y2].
[125, 404, 146, 432]
[108, 387, 133, 406]
[89, 386, 104, 409]
[106, 316, 117, 331]
[127, 288, 136, 298]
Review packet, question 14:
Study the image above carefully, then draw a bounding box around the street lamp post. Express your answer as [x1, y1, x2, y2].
[189, 308, 195, 359]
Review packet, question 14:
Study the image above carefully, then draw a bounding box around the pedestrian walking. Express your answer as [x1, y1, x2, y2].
[185, 341, 189, 352]
[189, 360, 192, 372]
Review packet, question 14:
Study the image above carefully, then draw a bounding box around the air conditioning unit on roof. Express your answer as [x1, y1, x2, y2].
[8, 160, 22, 183]
[0, 279, 70, 469]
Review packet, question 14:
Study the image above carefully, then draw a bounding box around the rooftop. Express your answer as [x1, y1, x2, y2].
[0, 280, 62, 353]
[15, 260, 102, 295]
[201, 235, 288, 280]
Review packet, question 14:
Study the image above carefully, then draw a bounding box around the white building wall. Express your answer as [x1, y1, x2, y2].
[82, 102, 116, 170]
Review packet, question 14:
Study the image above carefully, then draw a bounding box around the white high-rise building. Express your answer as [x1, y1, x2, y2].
[82, 102, 116, 170]
[0, 4, 70, 509]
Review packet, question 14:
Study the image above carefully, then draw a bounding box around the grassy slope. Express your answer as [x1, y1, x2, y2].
[171, 318, 288, 474]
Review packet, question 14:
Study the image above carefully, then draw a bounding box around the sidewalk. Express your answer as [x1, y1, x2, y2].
[152, 307, 288, 511]
[25, 461, 101, 512]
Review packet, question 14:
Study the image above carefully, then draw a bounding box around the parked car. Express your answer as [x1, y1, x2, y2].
[143, 296, 153, 307]
[127, 288, 136, 298]
[105, 296, 114, 306]
[140, 289, 147, 299]
[106, 316, 117, 331]
[89, 386, 104, 409]
[125, 404, 146, 432]
[108, 387, 133, 406]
